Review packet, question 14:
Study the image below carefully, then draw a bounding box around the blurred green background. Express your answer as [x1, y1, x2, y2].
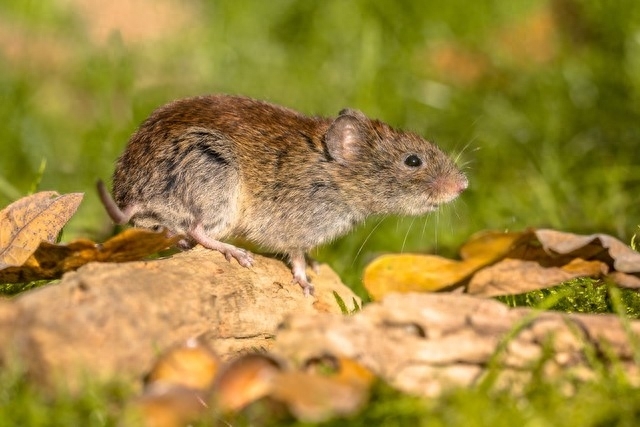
[1, 0, 639, 297]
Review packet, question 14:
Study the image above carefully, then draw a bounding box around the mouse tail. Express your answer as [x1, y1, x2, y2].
[96, 179, 135, 224]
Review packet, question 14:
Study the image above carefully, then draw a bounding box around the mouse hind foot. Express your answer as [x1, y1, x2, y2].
[189, 223, 254, 268]
[290, 251, 315, 297]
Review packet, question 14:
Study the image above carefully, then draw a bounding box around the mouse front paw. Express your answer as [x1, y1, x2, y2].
[292, 272, 315, 297]
[289, 251, 315, 297]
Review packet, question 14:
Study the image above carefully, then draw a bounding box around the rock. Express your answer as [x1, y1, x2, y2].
[0, 247, 359, 389]
[272, 292, 640, 396]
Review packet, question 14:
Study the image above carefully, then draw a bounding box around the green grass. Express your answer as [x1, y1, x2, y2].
[498, 278, 640, 318]
[1, 0, 640, 424]
[0, 363, 130, 427]
[1, 0, 638, 296]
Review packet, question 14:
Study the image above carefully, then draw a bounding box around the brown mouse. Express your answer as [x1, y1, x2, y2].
[98, 94, 468, 295]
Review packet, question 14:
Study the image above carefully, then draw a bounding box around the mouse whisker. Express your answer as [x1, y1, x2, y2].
[401, 216, 416, 254]
[454, 140, 480, 167]
[433, 209, 440, 254]
[420, 214, 430, 242]
[352, 217, 385, 267]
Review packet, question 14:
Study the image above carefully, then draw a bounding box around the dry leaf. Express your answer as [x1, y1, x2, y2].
[132, 340, 219, 427]
[303, 355, 375, 391]
[364, 231, 525, 300]
[363, 228, 640, 299]
[458, 230, 526, 262]
[128, 386, 209, 427]
[146, 340, 220, 391]
[213, 354, 283, 412]
[606, 271, 640, 289]
[0, 228, 180, 283]
[212, 353, 373, 421]
[364, 254, 470, 300]
[467, 258, 609, 297]
[0, 192, 83, 269]
[534, 229, 640, 273]
[271, 356, 374, 422]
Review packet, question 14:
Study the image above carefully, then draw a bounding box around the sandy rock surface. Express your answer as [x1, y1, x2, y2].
[273, 292, 640, 396]
[0, 247, 359, 389]
[2, 248, 639, 397]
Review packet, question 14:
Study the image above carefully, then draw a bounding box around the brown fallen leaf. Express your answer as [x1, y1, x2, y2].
[271, 356, 374, 422]
[0, 192, 83, 269]
[467, 258, 609, 297]
[146, 339, 220, 391]
[303, 355, 375, 392]
[458, 230, 529, 262]
[130, 340, 220, 427]
[0, 228, 180, 284]
[607, 271, 640, 289]
[363, 228, 640, 299]
[213, 353, 283, 412]
[211, 353, 373, 421]
[364, 230, 525, 300]
[127, 385, 210, 427]
[534, 229, 640, 273]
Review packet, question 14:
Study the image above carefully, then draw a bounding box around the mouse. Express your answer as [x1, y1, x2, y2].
[98, 94, 468, 296]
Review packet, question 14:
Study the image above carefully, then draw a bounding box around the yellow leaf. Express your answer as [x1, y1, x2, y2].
[459, 230, 528, 262]
[364, 254, 472, 300]
[363, 230, 531, 301]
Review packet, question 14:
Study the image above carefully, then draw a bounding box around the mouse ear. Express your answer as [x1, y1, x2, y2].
[337, 108, 367, 120]
[325, 113, 367, 163]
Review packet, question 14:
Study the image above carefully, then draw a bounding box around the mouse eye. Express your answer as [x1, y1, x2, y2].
[404, 154, 422, 168]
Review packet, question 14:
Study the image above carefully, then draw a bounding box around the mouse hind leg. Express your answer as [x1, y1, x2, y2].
[178, 127, 252, 267]
[189, 223, 254, 267]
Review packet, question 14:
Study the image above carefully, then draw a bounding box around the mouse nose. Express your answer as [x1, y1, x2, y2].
[431, 172, 468, 204]
[456, 174, 469, 194]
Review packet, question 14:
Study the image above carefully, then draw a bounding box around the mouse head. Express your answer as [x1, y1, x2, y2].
[325, 109, 467, 216]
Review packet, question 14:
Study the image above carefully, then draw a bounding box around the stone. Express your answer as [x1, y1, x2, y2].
[0, 247, 359, 389]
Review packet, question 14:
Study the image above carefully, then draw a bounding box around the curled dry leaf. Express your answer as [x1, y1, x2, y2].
[466, 258, 609, 297]
[127, 386, 210, 427]
[132, 340, 219, 427]
[0, 228, 180, 284]
[0, 192, 83, 269]
[607, 271, 640, 289]
[364, 228, 640, 299]
[141, 350, 374, 423]
[145, 339, 220, 391]
[270, 356, 374, 423]
[364, 230, 524, 300]
[363, 254, 472, 300]
[303, 355, 375, 391]
[213, 353, 283, 413]
[534, 229, 640, 274]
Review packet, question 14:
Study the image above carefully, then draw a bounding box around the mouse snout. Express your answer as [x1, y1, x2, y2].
[431, 172, 468, 204]
[454, 174, 468, 194]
